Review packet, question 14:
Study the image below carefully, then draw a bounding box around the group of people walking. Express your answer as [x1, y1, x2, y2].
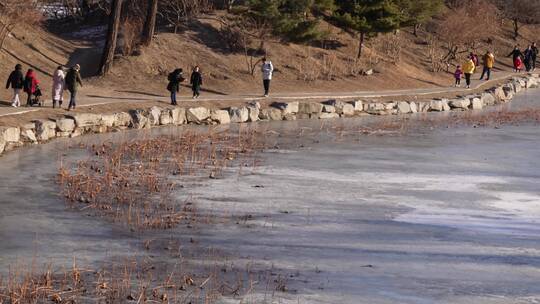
[454, 51, 494, 88]
[454, 43, 538, 89]
[4, 47, 537, 108]
[166, 57, 274, 105]
[507, 43, 538, 73]
[5, 64, 83, 110]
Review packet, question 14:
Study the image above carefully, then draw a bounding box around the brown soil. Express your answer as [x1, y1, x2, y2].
[1, 12, 539, 105]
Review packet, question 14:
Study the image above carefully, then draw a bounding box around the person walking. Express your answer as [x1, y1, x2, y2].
[507, 46, 523, 72]
[480, 50, 495, 80]
[454, 65, 463, 87]
[531, 42, 538, 72]
[261, 57, 274, 97]
[52, 66, 65, 108]
[167, 68, 184, 105]
[524, 45, 534, 72]
[190, 66, 203, 99]
[23, 69, 39, 107]
[5, 64, 24, 107]
[65, 64, 83, 111]
[462, 56, 476, 89]
[470, 52, 479, 73]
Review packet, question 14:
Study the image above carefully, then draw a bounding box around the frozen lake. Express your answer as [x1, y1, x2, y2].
[0, 91, 540, 303]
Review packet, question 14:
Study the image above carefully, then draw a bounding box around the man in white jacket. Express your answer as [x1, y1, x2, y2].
[261, 57, 274, 97]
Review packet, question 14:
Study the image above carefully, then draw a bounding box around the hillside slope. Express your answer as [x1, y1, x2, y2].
[1, 13, 539, 103]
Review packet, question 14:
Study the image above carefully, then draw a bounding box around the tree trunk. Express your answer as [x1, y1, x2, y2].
[513, 18, 519, 40]
[142, 0, 158, 45]
[356, 32, 365, 60]
[99, 0, 122, 76]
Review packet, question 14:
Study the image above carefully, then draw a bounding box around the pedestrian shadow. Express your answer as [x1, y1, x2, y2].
[2, 49, 53, 77]
[178, 84, 229, 96]
[116, 90, 166, 97]
[85, 95, 149, 101]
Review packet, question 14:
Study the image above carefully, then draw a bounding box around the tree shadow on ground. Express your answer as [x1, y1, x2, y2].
[66, 47, 102, 78]
[189, 20, 234, 55]
[2, 49, 53, 77]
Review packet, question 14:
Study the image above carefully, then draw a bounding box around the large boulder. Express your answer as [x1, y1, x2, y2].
[449, 98, 471, 110]
[489, 86, 506, 102]
[471, 97, 483, 110]
[171, 108, 186, 125]
[323, 100, 349, 114]
[284, 114, 297, 121]
[259, 108, 283, 121]
[322, 104, 336, 113]
[341, 103, 355, 116]
[409, 102, 418, 113]
[247, 100, 261, 109]
[298, 102, 323, 114]
[20, 129, 37, 144]
[56, 118, 76, 132]
[210, 109, 231, 124]
[68, 113, 101, 128]
[525, 76, 538, 88]
[502, 84, 514, 100]
[129, 109, 150, 129]
[159, 109, 173, 125]
[480, 93, 495, 106]
[148, 106, 162, 125]
[396, 101, 411, 114]
[271, 101, 299, 115]
[0, 137, 5, 155]
[429, 99, 450, 112]
[247, 106, 259, 122]
[365, 103, 385, 114]
[100, 114, 116, 127]
[186, 107, 210, 123]
[318, 112, 340, 119]
[229, 107, 249, 123]
[0, 126, 21, 143]
[34, 120, 57, 141]
[350, 100, 364, 112]
[113, 112, 132, 127]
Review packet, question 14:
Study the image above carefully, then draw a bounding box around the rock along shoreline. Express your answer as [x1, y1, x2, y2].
[0, 74, 538, 157]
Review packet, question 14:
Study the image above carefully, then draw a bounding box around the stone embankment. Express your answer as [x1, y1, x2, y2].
[0, 75, 538, 156]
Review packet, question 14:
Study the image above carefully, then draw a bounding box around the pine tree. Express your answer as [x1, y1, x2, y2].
[334, 0, 402, 59]
[243, 0, 335, 43]
[396, 0, 444, 36]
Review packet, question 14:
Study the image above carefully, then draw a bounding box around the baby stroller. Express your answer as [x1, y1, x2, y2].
[32, 86, 43, 107]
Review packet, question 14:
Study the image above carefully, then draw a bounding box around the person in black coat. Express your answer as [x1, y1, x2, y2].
[524, 45, 535, 72]
[167, 68, 184, 105]
[5, 64, 24, 107]
[507, 46, 524, 72]
[190, 66, 203, 99]
[532, 42, 539, 71]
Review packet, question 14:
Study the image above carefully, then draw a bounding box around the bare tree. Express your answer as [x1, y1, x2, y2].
[495, 0, 540, 39]
[141, 0, 158, 45]
[99, 0, 122, 75]
[159, 0, 212, 33]
[434, 0, 499, 64]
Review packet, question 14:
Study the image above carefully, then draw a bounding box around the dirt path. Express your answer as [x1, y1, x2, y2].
[0, 71, 521, 122]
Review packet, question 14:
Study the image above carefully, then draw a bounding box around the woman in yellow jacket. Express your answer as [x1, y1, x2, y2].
[462, 56, 476, 89]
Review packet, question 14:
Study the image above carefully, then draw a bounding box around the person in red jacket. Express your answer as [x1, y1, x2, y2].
[23, 69, 40, 107]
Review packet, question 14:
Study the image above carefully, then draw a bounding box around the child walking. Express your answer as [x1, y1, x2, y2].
[454, 65, 463, 87]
